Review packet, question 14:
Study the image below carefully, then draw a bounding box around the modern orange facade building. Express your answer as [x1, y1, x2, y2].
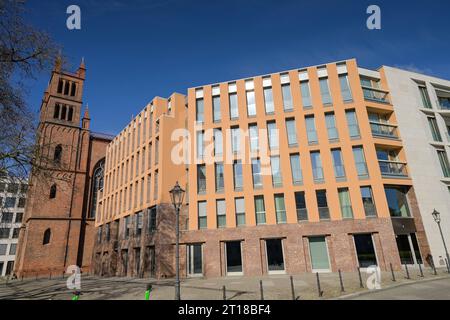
[93, 59, 430, 278]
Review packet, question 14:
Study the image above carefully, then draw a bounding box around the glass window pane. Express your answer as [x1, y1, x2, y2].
[286, 119, 298, 146]
[282, 84, 293, 111]
[338, 188, 353, 219]
[310, 152, 324, 181]
[264, 88, 274, 114]
[309, 237, 330, 270]
[325, 113, 339, 140]
[319, 78, 332, 105]
[290, 154, 302, 184]
[353, 147, 368, 177]
[229, 93, 239, 119]
[252, 158, 262, 188]
[346, 110, 360, 138]
[255, 196, 266, 225]
[300, 81, 312, 108]
[266, 239, 285, 271]
[332, 149, 346, 178]
[274, 194, 286, 224]
[196, 98, 204, 122]
[267, 122, 279, 150]
[233, 160, 243, 190]
[226, 241, 242, 273]
[306, 116, 318, 144]
[354, 234, 378, 267]
[339, 74, 353, 102]
[247, 91, 256, 116]
[213, 95, 221, 122]
[384, 187, 411, 217]
[249, 124, 259, 152]
[271, 156, 282, 187]
[295, 192, 308, 221]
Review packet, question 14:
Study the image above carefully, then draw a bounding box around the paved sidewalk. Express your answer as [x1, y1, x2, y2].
[0, 267, 449, 300]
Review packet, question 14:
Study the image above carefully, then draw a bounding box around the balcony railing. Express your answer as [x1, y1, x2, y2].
[370, 122, 399, 139]
[362, 87, 390, 104]
[379, 160, 408, 177]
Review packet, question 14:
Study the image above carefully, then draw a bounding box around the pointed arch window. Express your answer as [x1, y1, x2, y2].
[57, 79, 64, 94]
[54, 145, 62, 164]
[50, 184, 57, 199]
[53, 104, 60, 119]
[68, 107, 74, 122]
[70, 82, 77, 97]
[43, 229, 51, 245]
[61, 105, 67, 120]
[64, 81, 70, 95]
[90, 159, 105, 219]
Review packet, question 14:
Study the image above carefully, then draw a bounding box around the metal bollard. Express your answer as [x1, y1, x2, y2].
[316, 272, 323, 297]
[222, 286, 226, 301]
[405, 264, 410, 279]
[418, 263, 424, 278]
[390, 263, 396, 282]
[259, 280, 264, 300]
[432, 261, 437, 275]
[338, 270, 345, 293]
[357, 267, 364, 288]
[290, 276, 296, 300]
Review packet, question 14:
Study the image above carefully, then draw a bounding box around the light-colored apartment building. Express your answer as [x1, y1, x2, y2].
[0, 178, 27, 277]
[93, 59, 432, 279]
[382, 67, 450, 268]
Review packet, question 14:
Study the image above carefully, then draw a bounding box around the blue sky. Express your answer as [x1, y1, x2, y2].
[24, 0, 450, 135]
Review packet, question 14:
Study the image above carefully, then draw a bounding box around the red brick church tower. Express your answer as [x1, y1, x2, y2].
[14, 59, 113, 277]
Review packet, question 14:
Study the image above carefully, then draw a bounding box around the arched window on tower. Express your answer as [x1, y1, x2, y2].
[61, 105, 67, 120]
[71, 82, 77, 97]
[53, 104, 60, 119]
[50, 184, 57, 199]
[90, 159, 105, 219]
[43, 229, 51, 245]
[54, 145, 62, 164]
[68, 107, 73, 122]
[64, 81, 70, 95]
[57, 79, 63, 94]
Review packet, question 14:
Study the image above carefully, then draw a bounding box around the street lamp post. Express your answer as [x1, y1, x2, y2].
[432, 209, 450, 272]
[170, 181, 185, 300]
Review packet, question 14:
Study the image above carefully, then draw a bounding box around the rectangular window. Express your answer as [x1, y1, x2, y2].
[136, 212, 143, 237]
[252, 158, 263, 188]
[266, 239, 285, 273]
[196, 98, 204, 123]
[233, 160, 243, 191]
[325, 113, 339, 141]
[235, 198, 246, 227]
[310, 151, 324, 181]
[353, 146, 369, 177]
[274, 194, 287, 224]
[419, 86, 432, 109]
[148, 207, 157, 232]
[153, 171, 158, 200]
[339, 74, 353, 102]
[198, 201, 207, 229]
[187, 244, 203, 276]
[331, 149, 346, 179]
[216, 199, 226, 228]
[286, 118, 298, 146]
[196, 131, 204, 160]
[249, 124, 259, 152]
[246, 90, 256, 117]
[300, 81, 312, 108]
[282, 84, 293, 111]
[1, 212, 13, 223]
[316, 190, 330, 220]
[9, 244, 17, 257]
[197, 164, 206, 194]
[295, 191, 308, 221]
[215, 162, 224, 192]
[214, 128, 223, 156]
[0, 228, 10, 239]
[361, 186, 377, 217]
[231, 127, 240, 154]
[354, 234, 378, 268]
[124, 216, 130, 239]
[346, 110, 360, 138]
[309, 236, 330, 271]
[305, 116, 318, 144]
[4, 197, 15, 208]
[319, 78, 332, 105]
[15, 212, 23, 223]
[437, 150, 450, 177]
[229, 93, 239, 119]
[264, 87, 274, 114]
[213, 95, 221, 122]
[226, 241, 243, 274]
[290, 154, 303, 185]
[146, 174, 151, 203]
[271, 156, 283, 187]
[428, 117, 442, 142]
[384, 186, 411, 217]
[267, 121, 279, 150]
[0, 244, 6, 255]
[155, 138, 159, 165]
[338, 188, 353, 219]
[254, 196, 266, 225]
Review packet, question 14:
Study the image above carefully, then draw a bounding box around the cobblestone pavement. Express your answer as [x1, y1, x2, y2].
[0, 267, 449, 300]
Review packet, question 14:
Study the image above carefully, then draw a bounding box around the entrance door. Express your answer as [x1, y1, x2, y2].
[226, 241, 243, 275]
[309, 236, 330, 272]
[187, 244, 203, 277]
[122, 250, 128, 276]
[396, 234, 423, 265]
[5, 261, 14, 276]
[135, 248, 141, 277]
[145, 246, 156, 278]
[354, 234, 378, 268]
[266, 239, 285, 274]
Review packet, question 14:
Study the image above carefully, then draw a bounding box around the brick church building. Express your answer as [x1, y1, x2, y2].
[14, 59, 113, 277]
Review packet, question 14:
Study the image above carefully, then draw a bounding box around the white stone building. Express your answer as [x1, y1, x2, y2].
[383, 66, 450, 268]
[0, 178, 28, 277]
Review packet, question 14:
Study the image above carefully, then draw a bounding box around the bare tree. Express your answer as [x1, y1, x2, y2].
[0, 0, 62, 181]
